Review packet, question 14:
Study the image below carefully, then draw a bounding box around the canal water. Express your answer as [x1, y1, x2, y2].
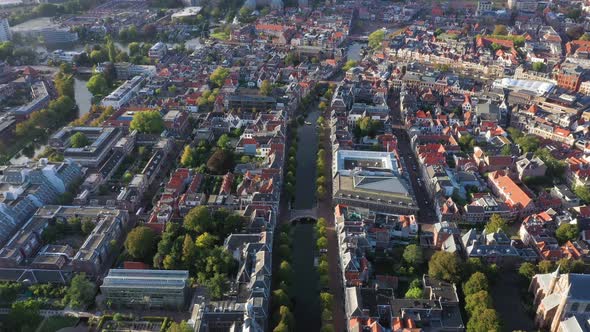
[291, 109, 321, 332]
[347, 42, 365, 62]
[74, 77, 92, 117]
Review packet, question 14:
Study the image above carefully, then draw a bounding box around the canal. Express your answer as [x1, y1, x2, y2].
[74, 77, 92, 117]
[291, 109, 321, 332]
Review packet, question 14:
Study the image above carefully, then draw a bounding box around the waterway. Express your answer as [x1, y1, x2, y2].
[74, 77, 92, 117]
[347, 42, 365, 62]
[291, 109, 321, 332]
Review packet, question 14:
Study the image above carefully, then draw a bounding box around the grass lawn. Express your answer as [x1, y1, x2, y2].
[211, 32, 229, 40]
[39, 316, 79, 332]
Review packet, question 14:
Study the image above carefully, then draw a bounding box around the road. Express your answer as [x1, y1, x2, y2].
[387, 91, 438, 231]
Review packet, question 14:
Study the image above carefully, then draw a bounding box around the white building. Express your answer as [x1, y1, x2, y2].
[148, 42, 167, 59]
[0, 18, 11, 42]
[101, 76, 145, 109]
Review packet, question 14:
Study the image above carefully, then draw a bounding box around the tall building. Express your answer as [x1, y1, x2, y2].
[530, 268, 590, 332]
[0, 18, 11, 42]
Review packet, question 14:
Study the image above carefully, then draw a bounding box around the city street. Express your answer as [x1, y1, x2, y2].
[388, 92, 438, 231]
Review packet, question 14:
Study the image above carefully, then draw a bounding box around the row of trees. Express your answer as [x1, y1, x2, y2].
[284, 125, 298, 202]
[316, 119, 328, 200]
[314, 218, 335, 332]
[464, 272, 501, 332]
[272, 224, 295, 332]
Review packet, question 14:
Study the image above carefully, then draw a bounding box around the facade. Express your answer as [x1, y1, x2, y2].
[0, 18, 11, 42]
[101, 269, 189, 309]
[530, 269, 590, 332]
[148, 42, 167, 59]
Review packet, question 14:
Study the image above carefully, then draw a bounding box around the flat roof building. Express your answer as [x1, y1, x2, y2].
[101, 269, 189, 309]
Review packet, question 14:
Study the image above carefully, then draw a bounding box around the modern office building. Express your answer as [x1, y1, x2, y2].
[50, 126, 123, 167]
[101, 269, 189, 309]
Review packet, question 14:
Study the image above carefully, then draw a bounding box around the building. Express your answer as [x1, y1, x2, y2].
[557, 64, 585, 92]
[148, 42, 167, 59]
[0, 18, 11, 42]
[10, 81, 50, 121]
[50, 126, 123, 167]
[101, 269, 189, 309]
[50, 50, 84, 63]
[487, 171, 535, 218]
[10, 18, 78, 45]
[225, 94, 277, 112]
[530, 269, 590, 332]
[171, 7, 202, 21]
[476, 0, 493, 15]
[332, 150, 417, 214]
[101, 76, 145, 109]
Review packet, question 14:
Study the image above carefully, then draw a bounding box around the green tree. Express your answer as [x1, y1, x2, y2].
[260, 79, 272, 96]
[404, 287, 422, 299]
[167, 321, 193, 332]
[81, 219, 94, 235]
[538, 260, 555, 274]
[463, 272, 489, 296]
[516, 135, 540, 153]
[210, 66, 230, 87]
[207, 149, 234, 174]
[321, 324, 335, 332]
[130, 110, 165, 134]
[320, 292, 334, 310]
[342, 60, 357, 71]
[272, 289, 290, 309]
[5, 300, 42, 331]
[217, 134, 231, 150]
[182, 234, 196, 267]
[580, 33, 590, 41]
[574, 185, 590, 203]
[403, 244, 424, 265]
[458, 134, 475, 151]
[69, 132, 89, 148]
[532, 62, 546, 72]
[465, 290, 493, 315]
[518, 262, 537, 280]
[128, 42, 140, 56]
[168, 85, 177, 94]
[64, 274, 96, 309]
[467, 308, 501, 332]
[195, 232, 218, 248]
[368, 29, 386, 49]
[493, 24, 508, 35]
[180, 145, 195, 167]
[428, 251, 461, 283]
[356, 116, 381, 138]
[485, 214, 508, 233]
[124, 226, 158, 261]
[317, 236, 328, 249]
[184, 206, 212, 234]
[86, 73, 109, 96]
[555, 223, 579, 245]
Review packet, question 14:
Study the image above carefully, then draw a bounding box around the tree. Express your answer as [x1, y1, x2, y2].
[321, 324, 335, 332]
[129, 42, 140, 56]
[207, 149, 234, 174]
[342, 60, 357, 71]
[210, 66, 230, 87]
[167, 321, 193, 332]
[403, 244, 423, 265]
[279, 261, 293, 282]
[368, 29, 386, 49]
[90, 49, 107, 63]
[485, 214, 508, 233]
[195, 232, 218, 248]
[124, 226, 158, 261]
[500, 144, 512, 156]
[538, 260, 554, 274]
[467, 308, 501, 332]
[463, 272, 489, 296]
[168, 85, 177, 94]
[320, 292, 334, 310]
[184, 206, 212, 234]
[555, 223, 579, 245]
[574, 185, 590, 203]
[493, 24, 508, 35]
[81, 219, 94, 235]
[273, 320, 289, 332]
[404, 287, 422, 299]
[5, 300, 42, 331]
[70, 132, 89, 148]
[260, 79, 272, 96]
[580, 33, 590, 41]
[86, 73, 109, 96]
[317, 236, 328, 249]
[356, 117, 381, 138]
[217, 134, 231, 150]
[180, 145, 195, 167]
[515, 135, 540, 153]
[518, 262, 537, 280]
[272, 289, 290, 309]
[130, 110, 165, 134]
[182, 234, 196, 267]
[465, 290, 493, 315]
[428, 251, 461, 283]
[532, 62, 546, 72]
[64, 274, 96, 309]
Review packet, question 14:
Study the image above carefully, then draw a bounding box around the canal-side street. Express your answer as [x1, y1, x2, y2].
[291, 109, 321, 332]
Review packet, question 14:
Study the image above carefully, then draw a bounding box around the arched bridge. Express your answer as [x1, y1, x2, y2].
[288, 207, 318, 222]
